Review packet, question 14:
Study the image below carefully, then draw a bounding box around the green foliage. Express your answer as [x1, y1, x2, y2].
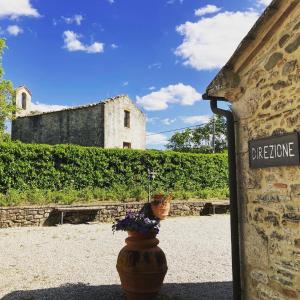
[167, 115, 227, 153]
[0, 187, 229, 207]
[0, 142, 229, 205]
[0, 186, 228, 206]
[0, 39, 15, 141]
[197, 187, 229, 199]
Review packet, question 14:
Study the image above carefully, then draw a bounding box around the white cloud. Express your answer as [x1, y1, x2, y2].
[122, 81, 129, 87]
[148, 62, 162, 69]
[7, 25, 23, 36]
[148, 86, 156, 91]
[195, 5, 221, 17]
[167, 0, 183, 4]
[62, 14, 84, 25]
[257, 0, 272, 6]
[181, 115, 211, 125]
[63, 31, 104, 54]
[111, 43, 118, 49]
[146, 117, 159, 124]
[161, 118, 176, 125]
[107, 0, 115, 4]
[175, 10, 259, 70]
[136, 83, 202, 111]
[0, 0, 40, 19]
[146, 133, 168, 146]
[30, 102, 68, 113]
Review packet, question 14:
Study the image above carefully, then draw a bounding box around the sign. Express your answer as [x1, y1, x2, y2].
[249, 132, 300, 169]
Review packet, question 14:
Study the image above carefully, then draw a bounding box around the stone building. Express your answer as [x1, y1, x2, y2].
[204, 0, 300, 299]
[12, 87, 146, 149]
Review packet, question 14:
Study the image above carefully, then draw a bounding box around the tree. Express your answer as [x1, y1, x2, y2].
[0, 39, 15, 142]
[166, 128, 193, 151]
[166, 115, 227, 153]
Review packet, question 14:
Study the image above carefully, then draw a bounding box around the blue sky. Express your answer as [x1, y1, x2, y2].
[1, 0, 271, 148]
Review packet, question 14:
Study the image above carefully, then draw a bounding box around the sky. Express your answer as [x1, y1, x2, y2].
[1, 0, 272, 149]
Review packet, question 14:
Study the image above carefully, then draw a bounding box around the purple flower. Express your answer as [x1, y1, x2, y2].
[112, 211, 160, 235]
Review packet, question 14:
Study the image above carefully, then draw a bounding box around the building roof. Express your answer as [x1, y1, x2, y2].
[204, 0, 299, 98]
[17, 94, 145, 118]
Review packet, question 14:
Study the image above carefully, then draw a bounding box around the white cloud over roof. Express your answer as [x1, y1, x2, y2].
[136, 83, 202, 111]
[175, 10, 259, 70]
[30, 102, 68, 113]
[257, 0, 272, 6]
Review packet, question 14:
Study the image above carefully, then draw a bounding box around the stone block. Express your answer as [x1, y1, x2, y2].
[282, 60, 297, 76]
[264, 212, 280, 227]
[255, 193, 290, 203]
[279, 34, 290, 48]
[282, 213, 300, 223]
[26, 215, 34, 221]
[272, 80, 291, 90]
[281, 288, 297, 298]
[291, 184, 300, 201]
[264, 52, 283, 71]
[250, 269, 269, 284]
[285, 33, 300, 53]
[273, 183, 288, 189]
[256, 283, 282, 300]
[34, 214, 44, 219]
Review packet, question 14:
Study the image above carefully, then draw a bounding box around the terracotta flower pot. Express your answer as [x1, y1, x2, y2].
[116, 231, 168, 300]
[151, 194, 172, 220]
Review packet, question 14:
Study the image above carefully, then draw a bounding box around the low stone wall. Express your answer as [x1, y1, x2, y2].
[0, 200, 229, 228]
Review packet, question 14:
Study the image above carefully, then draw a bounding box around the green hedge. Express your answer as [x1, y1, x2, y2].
[0, 142, 228, 194]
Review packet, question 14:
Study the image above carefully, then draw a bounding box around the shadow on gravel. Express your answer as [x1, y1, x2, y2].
[2, 281, 233, 300]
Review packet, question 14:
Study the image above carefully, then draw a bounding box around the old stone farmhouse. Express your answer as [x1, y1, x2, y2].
[12, 86, 146, 149]
[204, 0, 300, 299]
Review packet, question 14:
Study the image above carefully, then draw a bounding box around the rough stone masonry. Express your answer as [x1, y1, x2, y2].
[205, 0, 300, 299]
[0, 201, 229, 228]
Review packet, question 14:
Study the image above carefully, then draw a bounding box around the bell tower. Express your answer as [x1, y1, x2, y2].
[15, 86, 32, 117]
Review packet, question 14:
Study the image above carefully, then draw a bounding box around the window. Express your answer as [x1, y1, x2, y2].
[21, 93, 27, 110]
[123, 142, 131, 149]
[124, 110, 130, 128]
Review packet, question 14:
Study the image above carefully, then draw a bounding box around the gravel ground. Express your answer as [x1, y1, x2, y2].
[0, 215, 232, 300]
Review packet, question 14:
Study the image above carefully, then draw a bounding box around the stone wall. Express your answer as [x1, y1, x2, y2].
[12, 104, 105, 147]
[230, 6, 300, 300]
[0, 200, 229, 228]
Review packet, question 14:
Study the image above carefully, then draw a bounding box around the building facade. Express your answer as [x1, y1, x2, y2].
[12, 89, 146, 149]
[204, 0, 300, 299]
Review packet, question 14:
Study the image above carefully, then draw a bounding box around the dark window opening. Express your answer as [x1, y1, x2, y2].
[124, 110, 130, 128]
[21, 93, 27, 110]
[123, 142, 131, 149]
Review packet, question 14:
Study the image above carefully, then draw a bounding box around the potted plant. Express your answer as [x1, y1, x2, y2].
[113, 211, 168, 300]
[150, 193, 173, 220]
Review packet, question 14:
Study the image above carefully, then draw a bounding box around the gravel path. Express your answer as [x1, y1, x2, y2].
[0, 216, 232, 300]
